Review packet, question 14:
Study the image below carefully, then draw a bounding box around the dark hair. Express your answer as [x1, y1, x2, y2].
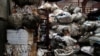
[62, 27, 70, 33]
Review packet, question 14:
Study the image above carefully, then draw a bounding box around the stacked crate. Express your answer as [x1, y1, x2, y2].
[5, 29, 33, 56]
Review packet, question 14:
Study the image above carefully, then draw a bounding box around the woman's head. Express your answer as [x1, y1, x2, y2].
[62, 27, 70, 35]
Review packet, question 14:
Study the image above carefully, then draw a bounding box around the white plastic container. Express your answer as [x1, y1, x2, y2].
[7, 29, 28, 44]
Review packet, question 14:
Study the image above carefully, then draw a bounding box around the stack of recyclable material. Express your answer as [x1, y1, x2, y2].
[6, 29, 31, 56]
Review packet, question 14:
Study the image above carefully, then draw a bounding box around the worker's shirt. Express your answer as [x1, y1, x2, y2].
[61, 36, 77, 46]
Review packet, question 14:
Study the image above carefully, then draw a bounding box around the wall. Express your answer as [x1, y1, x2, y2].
[57, 0, 83, 8]
[57, 0, 100, 13]
[92, 2, 100, 8]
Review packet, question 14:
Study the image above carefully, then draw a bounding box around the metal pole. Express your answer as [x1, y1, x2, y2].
[78, 0, 80, 6]
[82, 0, 89, 13]
[45, 9, 50, 48]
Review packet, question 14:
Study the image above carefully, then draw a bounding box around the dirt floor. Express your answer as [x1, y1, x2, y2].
[29, 43, 37, 56]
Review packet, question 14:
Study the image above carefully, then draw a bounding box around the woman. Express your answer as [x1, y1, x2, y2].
[61, 27, 77, 46]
